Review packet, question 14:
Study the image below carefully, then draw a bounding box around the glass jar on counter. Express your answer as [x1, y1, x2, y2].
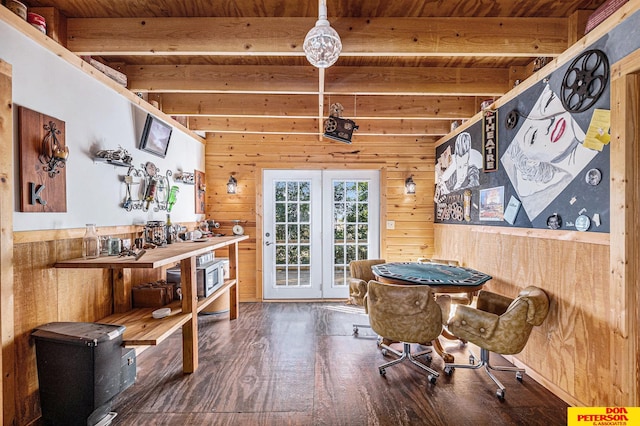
[82, 224, 100, 259]
[108, 237, 122, 256]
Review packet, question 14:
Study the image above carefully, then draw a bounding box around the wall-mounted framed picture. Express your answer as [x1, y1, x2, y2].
[139, 114, 172, 158]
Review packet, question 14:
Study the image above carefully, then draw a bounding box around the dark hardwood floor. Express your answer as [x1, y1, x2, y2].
[110, 302, 568, 425]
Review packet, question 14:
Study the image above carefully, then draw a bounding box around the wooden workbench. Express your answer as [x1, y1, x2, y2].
[55, 235, 248, 373]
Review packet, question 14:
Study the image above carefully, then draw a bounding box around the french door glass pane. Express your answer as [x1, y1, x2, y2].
[333, 179, 371, 287]
[274, 180, 311, 288]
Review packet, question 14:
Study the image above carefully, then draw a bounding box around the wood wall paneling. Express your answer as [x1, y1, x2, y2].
[434, 225, 610, 406]
[205, 134, 434, 301]
[610, 51, 640, 406]
[0, 58, 13, 426]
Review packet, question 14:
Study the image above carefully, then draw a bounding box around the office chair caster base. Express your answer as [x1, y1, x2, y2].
[377, 343, 440, 383]
[444, 348, 526, 399]
[377, 337, 402, 358]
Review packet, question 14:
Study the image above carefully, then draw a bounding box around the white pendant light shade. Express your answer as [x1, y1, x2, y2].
[303, 0, 342, 68]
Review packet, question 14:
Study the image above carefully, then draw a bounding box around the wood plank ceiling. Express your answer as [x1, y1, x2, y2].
[29, 0, 607, 143]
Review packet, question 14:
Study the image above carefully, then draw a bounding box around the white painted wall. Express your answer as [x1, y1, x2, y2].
[0, 18, 205, 231]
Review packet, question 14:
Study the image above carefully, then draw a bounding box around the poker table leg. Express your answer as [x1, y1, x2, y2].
[433, 337, 455, 363]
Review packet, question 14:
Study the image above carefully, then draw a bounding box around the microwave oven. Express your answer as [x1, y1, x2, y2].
[166, 258, 226, 298]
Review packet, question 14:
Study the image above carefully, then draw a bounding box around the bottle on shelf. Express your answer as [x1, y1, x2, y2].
[167, 185, 179, 212]
[144, 179, 157, 210]
[166, 214, 174, 244]
[82, 224, 100, 259]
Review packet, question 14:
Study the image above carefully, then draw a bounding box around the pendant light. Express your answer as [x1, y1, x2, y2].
[303, 0, 342, 68]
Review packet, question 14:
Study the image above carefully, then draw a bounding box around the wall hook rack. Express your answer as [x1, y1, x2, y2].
[122, 161, 173, 212]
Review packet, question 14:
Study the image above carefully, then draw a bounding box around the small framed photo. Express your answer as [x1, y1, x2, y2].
[139, 114, 172, 158]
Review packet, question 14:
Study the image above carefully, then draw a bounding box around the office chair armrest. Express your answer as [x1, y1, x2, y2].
[348, 278, 368, 306]
[447, 303, 499, 342]
[476, 290, 514, 315]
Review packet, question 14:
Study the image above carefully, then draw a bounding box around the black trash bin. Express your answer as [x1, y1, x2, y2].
[32, 322, 126, 426]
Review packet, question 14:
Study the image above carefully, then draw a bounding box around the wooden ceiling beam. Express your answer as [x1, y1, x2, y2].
[67, 17, 568, 57]
[189, 116, 451, 136]
[158, 93, 478, 119]
[126, 65, 509, 95]
[126, 65, 318, 93]
[207, 133, 439, 145]
[325, 66, 510, 95]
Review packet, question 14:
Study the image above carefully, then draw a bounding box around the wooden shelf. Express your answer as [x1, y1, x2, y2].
[99, 279, 236, 346]
[93, 157, 133, 168]
[54, 235, 246, 373]
[99, 302, 189, 346]
[196, 279, 236, 313]
[55, 236, 248, 270]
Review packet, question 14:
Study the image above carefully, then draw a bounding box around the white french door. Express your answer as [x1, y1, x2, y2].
[263, 169, 379, 299]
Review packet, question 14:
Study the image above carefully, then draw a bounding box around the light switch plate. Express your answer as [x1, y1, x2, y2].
[386, 220, 395, 230]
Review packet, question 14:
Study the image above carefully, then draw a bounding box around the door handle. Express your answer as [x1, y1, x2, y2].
[265, 241, 273, 246]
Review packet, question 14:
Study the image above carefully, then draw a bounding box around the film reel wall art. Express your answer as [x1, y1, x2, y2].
[434, 45, 613, 233]
[561, 49, 609, 113]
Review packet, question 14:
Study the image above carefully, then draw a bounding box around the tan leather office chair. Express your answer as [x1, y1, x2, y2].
[365, 280, 443, 384]
[348, 259, 386, 335]
[444, 286, 550, 399]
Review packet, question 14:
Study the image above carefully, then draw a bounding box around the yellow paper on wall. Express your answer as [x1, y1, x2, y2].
[583, 109, 611, 151]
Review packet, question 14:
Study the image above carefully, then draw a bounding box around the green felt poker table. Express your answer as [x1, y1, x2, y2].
[371, 262, 492, 293]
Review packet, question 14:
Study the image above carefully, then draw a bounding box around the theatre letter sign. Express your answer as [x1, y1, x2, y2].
[483, 109, 498, 172]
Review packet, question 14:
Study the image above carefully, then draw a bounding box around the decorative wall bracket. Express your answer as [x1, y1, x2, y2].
[18, 106, 67, 212]
[122, 161, 175, 212]
[40, 120, 69, 178]
[174, 171, 195, 184]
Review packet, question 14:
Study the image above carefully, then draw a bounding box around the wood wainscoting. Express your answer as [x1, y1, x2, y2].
[434, 224, 615, 407]
[10, 226, 178, 425]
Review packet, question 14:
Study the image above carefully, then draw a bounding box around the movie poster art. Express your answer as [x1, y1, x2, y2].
[500, 84, 599, 221]
[434, 131, 483, 201]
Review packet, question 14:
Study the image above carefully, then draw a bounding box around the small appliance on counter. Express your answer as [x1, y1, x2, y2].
[166, 252, 227, 298]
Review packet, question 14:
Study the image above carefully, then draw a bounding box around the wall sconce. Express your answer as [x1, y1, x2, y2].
[227, 175, 237, 194]
[39, 120, 69, 178]
[405, 176, 416, 194]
